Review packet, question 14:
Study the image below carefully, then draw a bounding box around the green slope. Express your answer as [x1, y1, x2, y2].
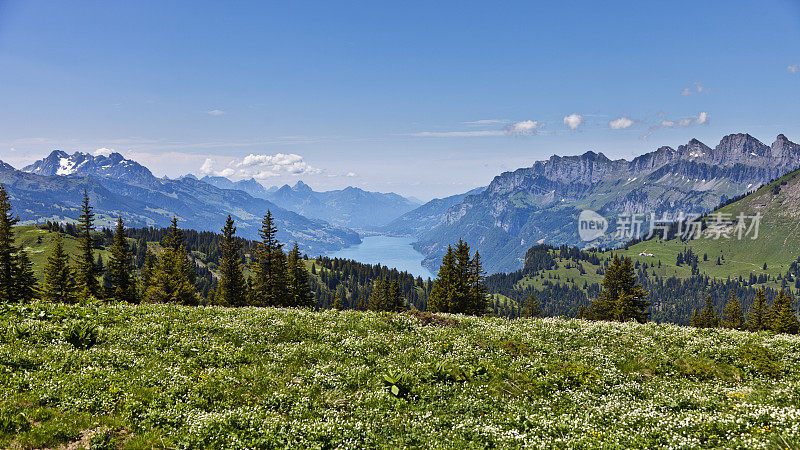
[12, 225, 113, 281]
[620, 167, 800, 282]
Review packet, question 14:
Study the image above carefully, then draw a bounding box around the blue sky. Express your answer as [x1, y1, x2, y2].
[0, 0, 798, 200]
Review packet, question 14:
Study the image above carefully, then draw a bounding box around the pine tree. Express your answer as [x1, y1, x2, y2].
[287, 242, 314, 307]
[587, 256, 619, 321]
[747, 288, 768, 332]
[75, 190, 101, 299]
[769, 290, 799, 334]
[428, 240, 485, 315]
[368, 277, 385, 311]
[0, 185, 19, 302]
[523, 293, 541, 318]
[453, 239, 472, 313]
[698, 295, 719, 328]
[139, 250, 156, 296]
[106, 216, 136, 303]
[467, 251, 487, 316]
[41, 235, 75, 303]
[218, 216, 247, 307]
[251, 211, 289, 306]
[690, 308, 701, 327]
[145, 217, 198, 305]
[589, 254, 649, 322]
[388, 278, 404, 312]
[427, 245, 456, 313]
[13, 249, 37, 302]
[0, 185, 36, 303]
[722, 292, 744, 330]
[332, 294, 343, 310]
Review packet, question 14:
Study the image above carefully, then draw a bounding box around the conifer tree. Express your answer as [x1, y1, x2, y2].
[388, 278, 404, 312]
[13, 249, 37, 302]
[218, 215, 247, 307]
[251, 211, 289, 306]
[332, 293, 343, 310]
[139, 250, 156, 296]
[41, 235, 75, 303]
[0, 185, 18, 302]
[690, 308, 701, 327]
[748, 288, 768, 332]
[106, 216, 136, 303]
[0, 185, 36, 303]
[287, 242, 314, 307]
[722, 292, 744, 330]
[769, 290, 799, 334]
[145, 217, 198, 305]
[698, 295, 719, 328]
[427, 245, 456, 313]
[589, 254, 649, 323]
[427, 240, 485, 315]
[453, 239, 472, 312]
[368, 277, 386, 311]
[467, 251, 487, 315]
[523, 293, 541, 318]
[367, 276, 404, 312]
[75, 190, 101, 299]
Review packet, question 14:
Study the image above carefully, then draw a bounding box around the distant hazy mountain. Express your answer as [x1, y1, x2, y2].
[199, 176, 417, 228]
[380, 186, 486, 237]
[402, 133, 800, 274]
[255, 181, 417, 228]
[200, 175, 277, 199]
[12, 151, 360, 254]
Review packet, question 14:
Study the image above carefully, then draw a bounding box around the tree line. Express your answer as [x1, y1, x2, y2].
[0, 186, 488, 316]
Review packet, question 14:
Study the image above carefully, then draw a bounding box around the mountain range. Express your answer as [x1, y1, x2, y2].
[201, 176, 419, 229]
[5, 150, 360, 255]
[387, 133, 800, 273]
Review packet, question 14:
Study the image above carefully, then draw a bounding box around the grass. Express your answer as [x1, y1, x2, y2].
[2, 303, 800, 448]
[12, 226, 113, 281]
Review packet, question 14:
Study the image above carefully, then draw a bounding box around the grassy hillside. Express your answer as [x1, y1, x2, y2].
[2, 304, 800, 448]
[618, 167, 800, 282]
[12, 225, 113, 281]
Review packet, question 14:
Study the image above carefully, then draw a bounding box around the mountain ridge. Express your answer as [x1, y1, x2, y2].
[394, 133, 800, 274]
[8, 151, 361, 255]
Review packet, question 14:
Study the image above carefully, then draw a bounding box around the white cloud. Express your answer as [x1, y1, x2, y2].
[207, 109, 226, 116]
[93, 147, 114, 157]
[462, 119, 506, 126]
[412, 130, 506, 137]
[505, 120, 545, 135]
[413, 119, 544, 137]
[346, 172, 357, 177]
[609, 117, 634, 130]
[788, 63, 799, 74]
[680, 82, 709, 95]
[200, 153, 321, 180]
[199, 158, 215, 174]
[641, 111, 710, 139]
[563, 114, 583, 130]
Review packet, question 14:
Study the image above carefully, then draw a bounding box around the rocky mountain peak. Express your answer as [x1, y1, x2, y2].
[22, 150, 156, 185]
[292, 180, 313, 193]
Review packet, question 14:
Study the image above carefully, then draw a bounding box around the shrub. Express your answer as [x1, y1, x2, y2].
[63, 320, 100, 350]
[382, 370, 413, 399]
[740, 344, 782, 379]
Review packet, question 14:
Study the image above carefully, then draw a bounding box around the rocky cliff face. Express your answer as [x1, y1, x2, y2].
[404, 133, 800, 274]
